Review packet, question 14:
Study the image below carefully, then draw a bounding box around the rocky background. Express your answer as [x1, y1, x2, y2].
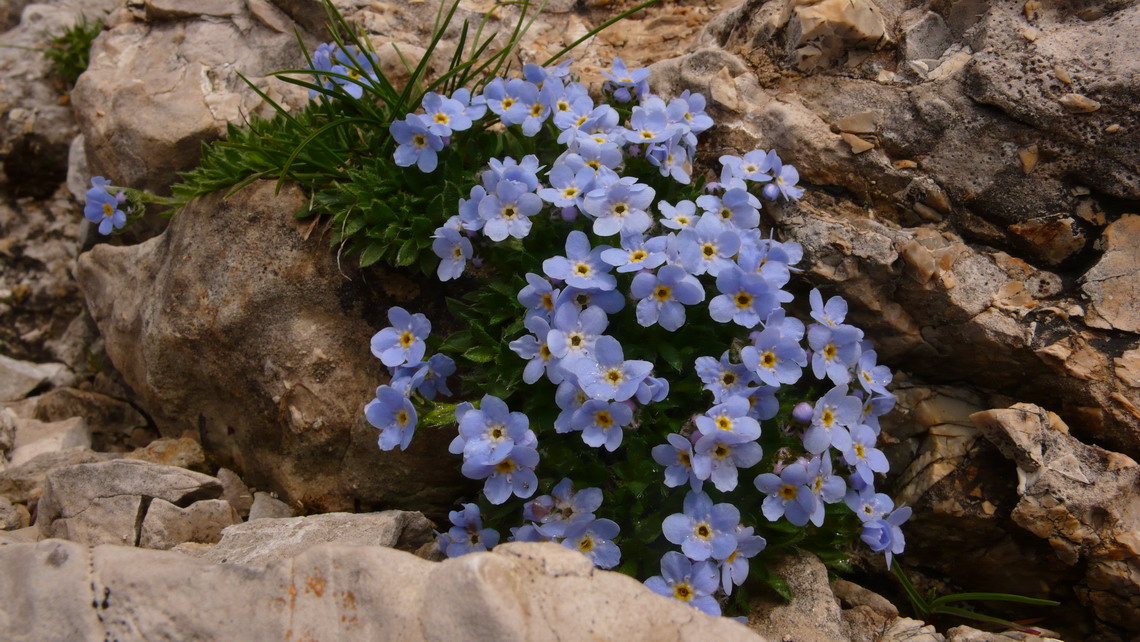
[0, 0, 1137, 639]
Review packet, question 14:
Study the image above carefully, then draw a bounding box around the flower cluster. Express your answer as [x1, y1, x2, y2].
[307, 42, 380, 101]
[367, 56, 909, 617]
[365, 307, 455, 451]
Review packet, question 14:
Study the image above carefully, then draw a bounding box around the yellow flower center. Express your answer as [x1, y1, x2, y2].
[673, 584, 693, 601]
[562, 187, 579, 199]
[578, 535, 594, 552]
[823, 344, 837, 360]
[714, 445, 729, 458]
[102, 203, 114, 218]
[630, 250, 647, 262]
[716, 416, 732, 431]
[735, 292, 752, 308]
[434, 113, 449, 124]
[821, 409, 835, 427]
[855, 444, 866, 458]
[654, 286, 671, 301]
[502, 206, 518, 219]
[495, 458, 516, 473]
[641, 130, 654, 139]
[761, 352, 777, 368]
[501, 98, 515, 110]
[541, 294, 554, 310]
[695, 524, 711, 538]
[396, 410, 409, 425]
[702, 244, 716, 258]
[605, 369, 623, 384]
[721, 373, 736, 386]
[556, 100, 570, 112]
[612, 203, 628, 216]
[399, 331, 415, 347]
[412, 134, 426, 148]
[595, 411, 613, 427]
[720, 208, 732, 219]
[530, 103, 544, 117]
[780, 485, 798, 500]
[574, 263, 591, 276]
[679, 451, 691, 467]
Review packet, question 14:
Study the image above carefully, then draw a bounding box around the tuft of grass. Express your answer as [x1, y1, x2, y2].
[44, 14, 104, 90]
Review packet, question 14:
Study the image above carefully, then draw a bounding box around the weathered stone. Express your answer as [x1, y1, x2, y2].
[247, 491, 294, 520]
[882, 617, 944, 641]
[0, 539, 765, 640]
[76, 182, 467, 513]
[787, 0, 888, 71]
[902, 11, 951, 62]
[831, 579, 898, 618]
[0, 354, 70, 402]
[1082, 215, 1140, 333]
[749, 552, 846, 641]
[72, 3, 309, 193]
[0, 447, 110, 506]
[23, 387, 148, 452]
[188, 511, 434, 566]
[125, 437, 207, 472]
[7, 416, 90, 468]
[972, 404, 1140, 631]
[215, 467, 253, 517]
[36, 459, 224, 545]
[138, 498, 238, 550]
[0, 496, 28, 530]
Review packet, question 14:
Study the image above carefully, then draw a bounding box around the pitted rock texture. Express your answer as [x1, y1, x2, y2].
[71, 0, 310, 193]
[0, 540, 763, 641]
[76, 181, 466, 513]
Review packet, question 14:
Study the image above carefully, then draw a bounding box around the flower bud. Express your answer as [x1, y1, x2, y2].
[791, 401, 813, 424]
[761, 182, 780, 201]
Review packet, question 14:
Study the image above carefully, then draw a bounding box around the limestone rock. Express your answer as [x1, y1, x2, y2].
[0, 354, 70, 402]
[18, 387, 147, 452]
[76, 181, 466, 513]
[7, 415, 90, 468]
[971, 404, 1140, 631]
[189, 510, 434, 566]
[215, 467, 253, 517]
[124, 437, 207, 472]
[0, 496, 29, 530]
[749, 552, 846, 641]
[1082, 215, 1140, 333]
[0, 447, 110, 506]
[787, 0, 888, 71]
[138, 498, 238, 550]
[36, 459, 224, 546]
[247, 491, 294, 520]
[0, 539, 763, 640]
[71, 2, 309, 193]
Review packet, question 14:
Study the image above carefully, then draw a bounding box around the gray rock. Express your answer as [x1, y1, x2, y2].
[7, 415, 90, 468]
[972, 404, 1140, 631]
[138, 498, 238, 550]
[0, 540, 763, 641]
[191, 510, 434, 566]
[0, 447, 110, 506]
[903, 11, 951, 62]
[36, 459, 224, 545]
[215, 467, 253, 517]
[124, 437, 207, 472]
[0, 354, 70, 402]
[76, 181, 466, 513]
[247, 491, 293, 520]
[0, 496, 28, 530]
[749, 552, 847, 641]
[72, 1, 309, 193]
[1082, 215, 1140, 333]
[18, 387, 148, 452]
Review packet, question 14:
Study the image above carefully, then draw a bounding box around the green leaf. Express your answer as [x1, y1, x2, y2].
[396, 238, 419, 266]
[764, 574, 794, 602]
[463, 346, 498, 363]
[358, 242, 385, 268]
[422, 402, 458, 427]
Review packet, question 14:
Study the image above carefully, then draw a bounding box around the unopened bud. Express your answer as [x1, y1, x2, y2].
[791, 401, 813, 424]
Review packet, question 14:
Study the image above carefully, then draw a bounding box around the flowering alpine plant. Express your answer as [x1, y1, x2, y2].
[358, 56, 909, 616]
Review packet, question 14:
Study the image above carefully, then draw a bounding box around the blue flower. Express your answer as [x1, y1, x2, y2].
[856, 350, 893, 396]
[547, 303, 609, 371]
[391, 117, 443, 172]
[364, 385, 417, 451]
[332, 45, 379, 98]
[662, 490, 740, 561]
[744, 384, 780, 421]
[542, 230, 617, 291]
[860, 393, 897, 432]
[419, 92, 472, 136]
[645, 552, 720, 616]
[84, 177, 127, 235]
[562, 517, 622, 569]
[741, 323, 807, 387]
[478, 179, 542, 242]
[630, 265, 704, 332]
[525, 478, 603, 538]
[450, 87, 488, 121]
[570, 336, 653, 402]
[696, 187, 761, 230]
[709, 265, 779, 328]
[719, 149, 775, 185]
[572, 399, 633, 451]
[846, 488, 893, 521]
[370, 306, 431, 367]
[636, 375, 670, 404]
[554, 380, 589, 434]
[537, 163, 595, 209]
[858, 500, 911, 566]
[432, 226, 472, 281]
[508, 315, 562, 385]
[601, 57, 650, 103]
[658, 199, 698, 230]
[646, 131, 692, 184]
[461, 443, 540, 504]
[843, 425, 890, 486]
[582, 180, 656, 237]
[483, 155, 543, 192]
[805, 455, 847, 526]
[809, 289, 848, 328]
[482, 77, 537, 128]
[804, 385, 861, 454]
[718, 525, 766, 594]
[600, 233, 667, 273]
[769, 153, 806, 200]
[807, 323, 863, 385]
[457, 185, 487, 232]
[754, 462, 817, 526]
[624, 103, 674, 144]
[652, 433, 702, 491]
[694, 395, 762, 443]
[390, 353, 455, 400]
[677, 214, 741, 277]
[518, 273, 560, 321]
[557, 286, 625, 315]
[672, 90, 714, 137]
[695, 353, 754, 403]
[692, 432, 763, 492]
[457, 394, 534, 466]
[439, 503, 499, 557]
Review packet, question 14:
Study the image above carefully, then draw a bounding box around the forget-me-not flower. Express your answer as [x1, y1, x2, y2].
[644, 552, 721, 616]
[84, 177, 127, 235]
[630, 264, 704, 331]
[570, 336, 653, 402]
[365, 385, 417, 451]
[371, 306, 431, 367]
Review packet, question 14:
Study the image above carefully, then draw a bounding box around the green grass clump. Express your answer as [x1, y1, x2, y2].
[44, 14, 103, 89]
